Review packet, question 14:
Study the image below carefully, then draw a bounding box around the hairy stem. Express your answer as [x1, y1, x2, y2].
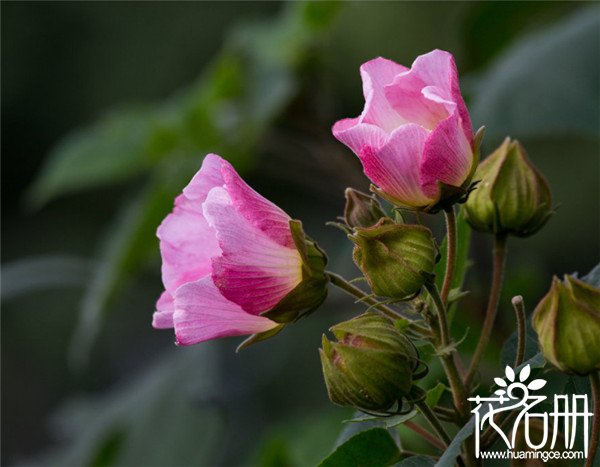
[425, 282, 470, 422]
[465, 234, 508, 388]
[405, 420, 447, 451]
[440, 207, 457, 304]
[586, 371, 600, 467]
[512, 296, 526, 368]
[415, 399, 452, 446]
[326, 271, 430, 334]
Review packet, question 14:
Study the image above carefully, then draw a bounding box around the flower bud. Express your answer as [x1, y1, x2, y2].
[349, 219, 436, 299]
[344, 188, 387, 229]
[464, 138, 553, 237]
[532, 275, 600, 375]
[319, 313, 419, 412]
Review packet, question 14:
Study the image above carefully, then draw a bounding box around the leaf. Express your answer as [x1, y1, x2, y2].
[469, 6, 600, 141]
[527, 379, 547, 391]
[519, 364, 531, 382]
[345, 409, 417, 429]
[395, 456, 436, 466]
[425, 383, 445, 408]
[318, 428, 402, 467]
[0, 255, 93, 300]
[581, 263, 600, 288]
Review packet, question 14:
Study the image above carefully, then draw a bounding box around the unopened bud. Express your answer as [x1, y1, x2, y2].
[344, 188, 387, 229]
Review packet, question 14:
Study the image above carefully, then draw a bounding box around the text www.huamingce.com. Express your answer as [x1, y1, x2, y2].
[479, 450, 585, 462]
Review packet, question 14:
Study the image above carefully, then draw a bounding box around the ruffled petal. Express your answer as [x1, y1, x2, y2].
[173, 277, 278, 345]
[420, 108, 473, 197]
[359, 57, 409, 132]
[332, 121, 389, 157]
[219, 158, 295, 249]
[358, 124, 433, 207]
[203, 187, 303, 314]
[152, 291, 176, 329]
[387, 50, 472, 141]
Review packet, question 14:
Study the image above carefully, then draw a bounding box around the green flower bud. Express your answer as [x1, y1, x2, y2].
[464, 138, 553, 237]
[344, 188, 387, 229]
[349, 219, 436, 299]
[532, 275, 600, 375]
[319, 313, 420, 412]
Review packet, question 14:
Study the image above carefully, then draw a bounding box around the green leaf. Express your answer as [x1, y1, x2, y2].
[319, 428, 402, 467]
[395, 455, 436, 466]
[469, 6, 600, 141]
[344, 408, 417, 428]
[425, 383, 445, 408]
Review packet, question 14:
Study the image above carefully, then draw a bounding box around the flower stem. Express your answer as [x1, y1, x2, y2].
[586, 371, 600, 467]
[325, 271, 430, 334]
[511, 296, 526, 368]
[440, 207, 457, 304]
[465, 234, 508, 388]
[404, 420, 446, 451]
[424, 281, 470, 422]
[414, 399, 452, 446]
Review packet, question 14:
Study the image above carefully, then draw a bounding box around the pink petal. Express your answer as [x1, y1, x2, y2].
[203, 187, 303, 314]
[420, 108, 473, 197]
[152, 291, 176, 329]
[220, 159, 295, 249]
[173, 277, 278, 345]
[332, 121, 389, 157]
[157, 155, 224, 293]
[359, 124, 433, 207]
[359, 57, 409, 132]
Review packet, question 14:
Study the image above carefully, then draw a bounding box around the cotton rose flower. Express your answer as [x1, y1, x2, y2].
[333, 49, 482, 211]
[153, 154, 327, 347]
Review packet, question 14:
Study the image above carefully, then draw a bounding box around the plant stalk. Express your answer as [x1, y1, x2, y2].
[465, 234, 508, 388]
[415, 399, 452, 447]
[512, 295, 526, 368]
[586, 371, 600, 467]
[440, 207, 457, 304]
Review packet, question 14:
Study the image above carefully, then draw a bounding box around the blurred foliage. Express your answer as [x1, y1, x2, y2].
[2, 2, 599, 466]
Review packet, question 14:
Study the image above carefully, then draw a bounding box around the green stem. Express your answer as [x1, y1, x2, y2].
[325, 271, 430, 335]
[512, 295, 526, 368]
[415, 399, 452, 446]
[404, 421, 446, 451]
[465, 234, 508, 388]
[586, 371, 600, 467]
[440, 207, 457, 304]
[424, 282, 470, 422]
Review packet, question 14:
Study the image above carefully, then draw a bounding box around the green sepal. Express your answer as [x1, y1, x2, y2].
[236, 323, 286, 352]
[261, 219, 328, 323]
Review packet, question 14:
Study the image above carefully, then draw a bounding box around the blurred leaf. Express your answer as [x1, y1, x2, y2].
[395, 455, 436, 466]
[0, 255, 93, 300]
[469, 6, 600, 141]
[319, 428, 401, 467]
[26, 347, 222, 467]
[434, 208, 472, 292]
[345, 409, 417, 428]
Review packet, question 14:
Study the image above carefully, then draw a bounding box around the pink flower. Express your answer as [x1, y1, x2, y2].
[153, 154, 321, 346]
[332, 50, 479, 210]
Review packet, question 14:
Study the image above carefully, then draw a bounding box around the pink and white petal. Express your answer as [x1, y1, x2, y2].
[359, 57, 409, 132]
[219, 158, 295, 249]
[152, 291, 176, 329]
[157, 201, 220, 292]
[332, 121, 389, 157]
[385, 70, 450, 130]
[420, 109, 473, 197]
[173, 277, 278, 345]
[182, 153, 226, 202]
[359, 124, 433, 207]
[408, 50, 472, 141]
[203, 187, 303, 314]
